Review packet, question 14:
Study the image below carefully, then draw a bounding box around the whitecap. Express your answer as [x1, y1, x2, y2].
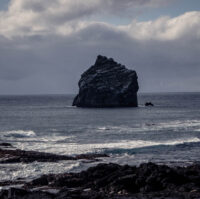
[80, 137, 200, 151]
[96, 120, 200, 134]
[0, 130, 36, 138]
[20, 137, 200, 156]
[155, 120, 200, 129]
[97, 127, 111, 131]
[139, 120, 200, 132]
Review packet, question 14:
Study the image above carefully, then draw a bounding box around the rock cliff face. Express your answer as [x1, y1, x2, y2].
[73, 55, 139, 107]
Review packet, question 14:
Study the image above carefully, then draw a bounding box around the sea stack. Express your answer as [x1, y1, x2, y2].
[73, 55, 139, 107]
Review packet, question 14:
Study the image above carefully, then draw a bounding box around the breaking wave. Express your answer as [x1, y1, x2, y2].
[0, 130, 36, 138]
[38, 137, 200, 155]
[96, 119, 200, 133]
[86, 137, 200, 151]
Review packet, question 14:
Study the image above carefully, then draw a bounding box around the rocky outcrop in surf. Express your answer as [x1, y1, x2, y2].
[0, 143, 108, 164]
[73, 55, 139, 107]
[145, 102, 154, 107]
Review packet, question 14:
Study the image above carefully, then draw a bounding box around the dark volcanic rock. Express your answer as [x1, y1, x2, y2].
[73, 55, 139, 107]
[0, 188, 54, 199]
[1, 163, 200, 198]
[2, 162, 200, 199]
[0, 143, 13, 147]
[0, 147, 108, 164]
[145, 102, 154, 107]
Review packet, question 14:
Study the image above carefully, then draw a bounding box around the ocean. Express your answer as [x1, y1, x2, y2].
[0, 92, 200, 182]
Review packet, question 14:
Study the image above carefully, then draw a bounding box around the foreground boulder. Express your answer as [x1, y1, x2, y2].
[1, 162, 200, 199]
[73, 55, 139, 107]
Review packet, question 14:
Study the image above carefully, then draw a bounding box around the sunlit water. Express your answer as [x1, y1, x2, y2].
[0, 93, 200, 182]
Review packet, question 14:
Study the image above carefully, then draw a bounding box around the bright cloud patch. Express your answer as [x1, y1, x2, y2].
[0, 0, 173, 37]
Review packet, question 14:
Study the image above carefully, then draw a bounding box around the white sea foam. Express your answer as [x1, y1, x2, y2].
[1, 136, 199, 183]
[0, 129, 74, 142]
[2, 120, 199, 155]
[97, 120, 200, 133]
[0, 130, 36, 138]
[75, 137, 200, 152]
[35, 135, 74, 142]
[97, 127, 111, 131]
[0, 161, 81, 182]
[1, 133, 199, 183]
[12, 134, 75, 151]
[1, 137, 199, 183]
[16, 137, 200, 156]
[155, 120, 200, 130]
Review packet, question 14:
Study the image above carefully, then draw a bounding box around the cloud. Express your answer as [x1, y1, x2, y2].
[0, 0, 172, 38]
[121, 11, 200, 40]
[0, 0, 199, 93]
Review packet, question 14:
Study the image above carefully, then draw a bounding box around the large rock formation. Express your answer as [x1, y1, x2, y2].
[73, 55, 139, 107]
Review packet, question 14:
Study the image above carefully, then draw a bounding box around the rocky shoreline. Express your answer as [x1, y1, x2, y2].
[0, 143, 108, 164]
[1, 162, 200, 198]
[0, 144, 200, 199]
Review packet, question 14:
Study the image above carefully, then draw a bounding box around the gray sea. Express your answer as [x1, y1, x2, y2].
[0, 92, 200, 182]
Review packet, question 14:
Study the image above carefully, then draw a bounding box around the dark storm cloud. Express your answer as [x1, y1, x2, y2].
[0, 0, 199, 94]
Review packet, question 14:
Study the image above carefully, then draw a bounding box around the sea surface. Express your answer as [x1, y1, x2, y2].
[0, 92, 200, 182]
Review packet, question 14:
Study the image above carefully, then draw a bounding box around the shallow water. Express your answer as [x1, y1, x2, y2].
[0, 92, 200, 182]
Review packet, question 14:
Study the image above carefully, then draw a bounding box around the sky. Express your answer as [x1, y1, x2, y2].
[0, 0, 200, 94]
